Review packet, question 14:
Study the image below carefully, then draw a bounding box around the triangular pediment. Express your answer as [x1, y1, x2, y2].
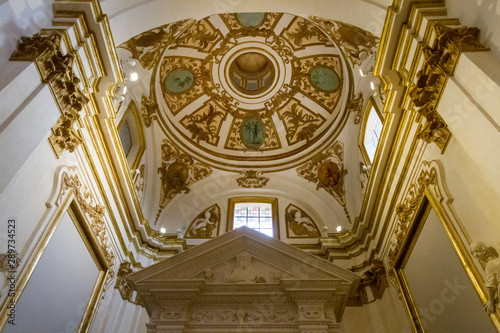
[127, 227, 360, 332]
[128, 227, 359, 285]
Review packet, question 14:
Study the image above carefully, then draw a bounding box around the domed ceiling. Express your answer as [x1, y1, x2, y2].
[118, 11, 379, 237]
[122, 12, 353, 171]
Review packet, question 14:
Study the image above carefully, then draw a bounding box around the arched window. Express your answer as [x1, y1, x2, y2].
[227, 197, 279, 238]
[359, 98, 383, 164]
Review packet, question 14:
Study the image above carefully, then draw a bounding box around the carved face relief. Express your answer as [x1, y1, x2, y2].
[238, 255, 251, 269]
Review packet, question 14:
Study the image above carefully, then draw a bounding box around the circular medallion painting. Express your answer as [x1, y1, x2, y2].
[317, 161, 341, 188]
[241, 117, 265, 148]
[309, 66, 340, 92]
[237, 12, 266, 28]
[164, 69, 195, 94]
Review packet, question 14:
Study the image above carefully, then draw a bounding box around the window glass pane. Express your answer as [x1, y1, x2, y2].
[363, 106, 382, 163]
[119, 120, 132, 156]
[233, 202, 273, 237]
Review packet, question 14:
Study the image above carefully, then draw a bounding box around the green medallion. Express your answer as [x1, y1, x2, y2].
[164, 69, 194, 94]
[241, 117, 265, 148]
[309, 66, 340, 92]
[237, 12, 266, 28]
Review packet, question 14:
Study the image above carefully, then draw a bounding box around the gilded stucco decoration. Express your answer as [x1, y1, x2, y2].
[159, 57, 205, 115]
[296, 141, 352, 223]
[347, 93, 364, 124]
[155, 139, 213, 223]
[185, 204, 221, 238]
[118, 20, 193, 70]
[117, 12, 351, 169]
[278, 98, 326, 145]
[49, 115, 84, 157]
[180, 101, 227, 146]
[115, 261, 142, 305]
[225, 115, 281, 151]
[387, 167, 437, 267]
[169, 17, 222, 53]
[10, 32, 89, 158]
[297, 55, 342, 113]
[309, 17, 379, 66]
[347, 260, 388, 306]
[140, 94, 158, 128]
[281, 16, 333, 50]
[58, 172, 116, 283]
[409, 24, 487, 151]
[285, 204, 320, 238]
[236, 170, 269, 188]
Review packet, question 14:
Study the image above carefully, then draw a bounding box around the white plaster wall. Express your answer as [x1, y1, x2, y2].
[91, 287, 149, 333]
[102, 0, 388, 46]
[3, 213, 100, 333]
[341, 286, 412, 333]
[0, 0, 53, 88]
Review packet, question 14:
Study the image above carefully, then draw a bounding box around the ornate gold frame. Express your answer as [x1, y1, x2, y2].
[226, 197, 280, 239]
[0, 193, 110, 332]
[358, 95, 383, 165]
[117, 99, 145, 170]
[392, 190, 500, 332]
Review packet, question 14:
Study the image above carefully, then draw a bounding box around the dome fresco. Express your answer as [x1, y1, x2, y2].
[150, 13, 349, 170]
[118, 11, 380, 229]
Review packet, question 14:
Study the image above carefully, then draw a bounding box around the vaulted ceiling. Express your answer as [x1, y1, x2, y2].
[109, 2, 385, 245]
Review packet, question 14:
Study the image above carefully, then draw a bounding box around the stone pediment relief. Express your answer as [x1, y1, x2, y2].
[128, 227, 359, 332]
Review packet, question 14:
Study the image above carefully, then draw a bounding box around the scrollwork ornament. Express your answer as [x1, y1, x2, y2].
[59, 173, 116, 284]
[155, 139, 213, 224]
[388, 168, 437, 266]
[236, 170, 269, 188]
[296, 141, 351, 223]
